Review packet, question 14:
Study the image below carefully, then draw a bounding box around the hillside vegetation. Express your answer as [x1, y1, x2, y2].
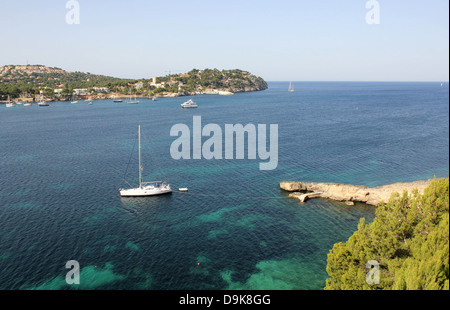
[325, 177, 449, 290]
[0, 65, 267, 100]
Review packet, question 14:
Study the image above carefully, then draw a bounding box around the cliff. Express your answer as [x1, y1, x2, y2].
[280, 179, 433, 206]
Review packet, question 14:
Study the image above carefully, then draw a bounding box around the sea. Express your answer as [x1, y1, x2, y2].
[0, 82, 448, 290]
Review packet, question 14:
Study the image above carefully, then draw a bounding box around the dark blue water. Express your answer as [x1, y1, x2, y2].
[0, 82, 448, 290]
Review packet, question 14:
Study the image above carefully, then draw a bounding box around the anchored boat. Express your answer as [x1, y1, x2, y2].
[5, 96, 15, 108]
[119, 125, 172, 197]
[181, 99, 198, 108]
[127, 89, 139, 104]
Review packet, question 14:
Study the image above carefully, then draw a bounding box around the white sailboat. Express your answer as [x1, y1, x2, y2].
[119, 125, 172, 197]
[71, 94, 78, 104]
[23, 92, 31, 106]
[288, 81, 295, 93]
[127, 89, 139, 104]
[5, 95, 15, 108]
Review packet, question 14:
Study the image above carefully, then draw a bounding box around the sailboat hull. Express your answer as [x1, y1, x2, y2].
[119, 186, 172, 197]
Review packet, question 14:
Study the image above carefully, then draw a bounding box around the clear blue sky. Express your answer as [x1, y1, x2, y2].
[0, 0, 448, 81]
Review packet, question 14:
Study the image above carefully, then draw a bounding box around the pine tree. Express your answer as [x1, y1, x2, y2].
[325, 178, 449, 290]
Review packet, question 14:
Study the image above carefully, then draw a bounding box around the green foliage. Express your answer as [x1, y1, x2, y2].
[325, 178, 449, 290]
[1, 65, 268, 99]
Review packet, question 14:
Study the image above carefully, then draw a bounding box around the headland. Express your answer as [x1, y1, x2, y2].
[280, 179, 433, 206]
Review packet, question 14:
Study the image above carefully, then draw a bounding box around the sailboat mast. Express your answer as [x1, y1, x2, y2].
[138, 125, 142, 188]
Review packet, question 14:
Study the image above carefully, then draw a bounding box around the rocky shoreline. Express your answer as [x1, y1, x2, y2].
[0, 89, 239, 103]
[280, 179, 433, 206]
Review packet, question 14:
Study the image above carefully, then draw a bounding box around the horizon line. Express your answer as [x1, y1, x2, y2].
[1, 64, 448, 84]
[269, 80, 449, 83]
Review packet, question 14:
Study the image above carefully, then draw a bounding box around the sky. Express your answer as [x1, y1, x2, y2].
[0, 0, 448, 81]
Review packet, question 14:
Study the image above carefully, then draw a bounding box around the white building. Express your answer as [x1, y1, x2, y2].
[74, 88, 89, 95]
[93, 87, 110, 93]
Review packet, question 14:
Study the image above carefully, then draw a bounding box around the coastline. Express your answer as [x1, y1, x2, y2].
[280, 179, 434, 206]
[0, 65, 268, 103]
[0, 88, 258, 103]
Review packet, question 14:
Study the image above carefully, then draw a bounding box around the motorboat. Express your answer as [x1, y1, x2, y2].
[181, 99, 198, 108]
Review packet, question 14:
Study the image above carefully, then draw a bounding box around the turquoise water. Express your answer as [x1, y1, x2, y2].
[0, 82, 448, 290]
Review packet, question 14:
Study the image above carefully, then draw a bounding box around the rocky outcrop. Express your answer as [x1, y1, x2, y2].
[280, 179, 433, 206]
[0, 65, 71, 77]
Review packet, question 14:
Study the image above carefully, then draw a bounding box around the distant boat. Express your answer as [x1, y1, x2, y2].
[38, 97, 49, 106]
[71, 95, 78, 104]
[181, 98, 198, 108]
[5, 96, 15, 108]
[127, 90, 139, 104]
[24, 102, 32, 106]
[113, 95, 122, 102]
[119, 125, 172, 197]
[288, 81, 295, 93]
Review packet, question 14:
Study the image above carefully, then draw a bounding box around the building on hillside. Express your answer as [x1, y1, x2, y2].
[74, 88, 89, 95]
[93, 87, 110, 93]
